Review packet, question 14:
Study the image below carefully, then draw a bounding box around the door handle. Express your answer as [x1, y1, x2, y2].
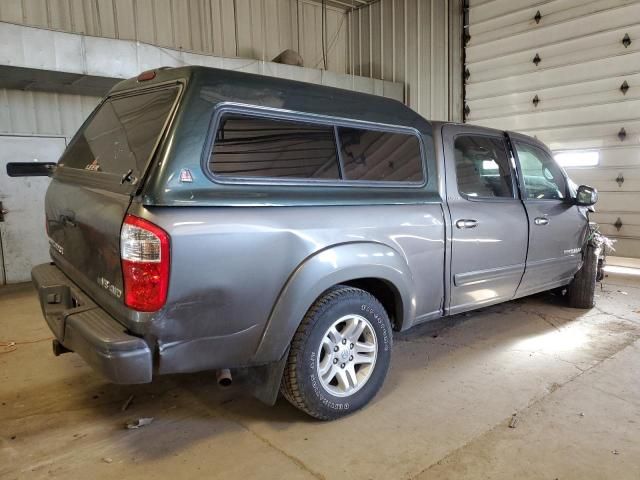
[534, 217, 549, 226]
[456, 219, 478, 229]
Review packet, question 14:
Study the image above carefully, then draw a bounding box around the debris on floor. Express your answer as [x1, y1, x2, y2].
[612, 450, 620, 455]
[121, 394, 134, 412]
[102, 457, 113, 464]
[0, 337, 53, 354]
[508, 413, 519, 429]
[0, 341, 17, 353]
[125, 417, 154, 429]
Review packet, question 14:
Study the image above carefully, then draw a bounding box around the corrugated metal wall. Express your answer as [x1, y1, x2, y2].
[0, 89, 100, 139]
[0, 0, 349, 73]
[347, 0, 463, 121]
[0, 0, 465, 131]
[465, 0, 640, 258]
[0, 0, 391, 139]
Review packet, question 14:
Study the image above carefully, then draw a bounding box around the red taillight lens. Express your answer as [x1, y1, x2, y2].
[121, 214, 170, 312]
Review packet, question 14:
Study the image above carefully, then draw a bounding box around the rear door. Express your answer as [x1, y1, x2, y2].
[443, 124, 528, 314]
[509, 133, 588, 296]
[46, 85, 180, 312]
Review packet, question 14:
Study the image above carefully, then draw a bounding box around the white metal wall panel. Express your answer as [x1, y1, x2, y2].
[466, 0, 640, 257]
[0, 0, 348, 73]
[0, 89, 100, 138]
[0, 21, 402, 101]
[0, 70, 401, 138]
[347, 0, 463, 121]
[0, 22, 404, 138]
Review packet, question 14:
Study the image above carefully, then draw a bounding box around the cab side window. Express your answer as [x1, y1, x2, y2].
[515, 142, 566, 200]
[454, 135, 514, 199]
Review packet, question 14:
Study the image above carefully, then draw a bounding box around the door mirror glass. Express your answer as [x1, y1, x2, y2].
[6, 162, 56, 177]
[576, 185, 598, 206]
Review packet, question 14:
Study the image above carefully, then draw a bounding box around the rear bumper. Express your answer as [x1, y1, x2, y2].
[31, 263, 152, 384]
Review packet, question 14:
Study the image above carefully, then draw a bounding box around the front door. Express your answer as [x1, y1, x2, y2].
[0, 135, 66, 284]
[443, 125, 529, 314]
[509, 133, 588, 296]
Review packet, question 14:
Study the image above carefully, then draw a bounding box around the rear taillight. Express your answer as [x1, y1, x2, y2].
[121, 214, 170, 312]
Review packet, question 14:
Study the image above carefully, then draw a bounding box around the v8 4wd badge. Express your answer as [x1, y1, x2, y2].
[97, 276, 122, 298]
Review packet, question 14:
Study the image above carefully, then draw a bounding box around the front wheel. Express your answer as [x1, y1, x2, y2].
[280, 285, 393, 420]
[566, 243, 599, 309]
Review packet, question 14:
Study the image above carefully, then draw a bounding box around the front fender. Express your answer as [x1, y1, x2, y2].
[251, 242, 416, 363]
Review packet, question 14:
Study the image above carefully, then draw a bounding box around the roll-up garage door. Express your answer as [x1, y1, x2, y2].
[464, 0, 640, 258]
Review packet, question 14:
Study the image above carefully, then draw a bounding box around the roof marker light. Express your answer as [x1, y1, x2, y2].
[137, 70, 156, 82]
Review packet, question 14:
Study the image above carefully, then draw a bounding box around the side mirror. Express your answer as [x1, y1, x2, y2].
[6, 162, 56, 177]
[575, 184, 598, 206]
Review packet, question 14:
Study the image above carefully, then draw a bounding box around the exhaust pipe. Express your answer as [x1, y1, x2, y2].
[216, 368, 232, 387]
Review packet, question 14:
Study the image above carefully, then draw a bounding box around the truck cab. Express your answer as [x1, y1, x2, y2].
[435, 122, 593, 314]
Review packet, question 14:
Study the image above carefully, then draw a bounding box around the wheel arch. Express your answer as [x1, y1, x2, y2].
[341, 277, 404, 330]
[251, 242, 416, 364]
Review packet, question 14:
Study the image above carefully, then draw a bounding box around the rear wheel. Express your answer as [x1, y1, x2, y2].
[566, 244, 599, 309]
[281, 285, 392, 420]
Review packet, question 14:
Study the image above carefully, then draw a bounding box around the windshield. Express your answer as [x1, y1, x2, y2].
[59, 86, 179, 182]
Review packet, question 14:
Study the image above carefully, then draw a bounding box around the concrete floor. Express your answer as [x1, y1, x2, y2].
[1, 271, 639, 480]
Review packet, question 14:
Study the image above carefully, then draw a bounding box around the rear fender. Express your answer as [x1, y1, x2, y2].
[252, 242, 416, 363]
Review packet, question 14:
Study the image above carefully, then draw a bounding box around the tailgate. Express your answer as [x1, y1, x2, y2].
[46, 85, 180, 311]
[46, 179, 130, 305]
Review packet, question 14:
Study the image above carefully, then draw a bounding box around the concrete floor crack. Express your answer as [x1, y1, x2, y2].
[220, 411, 326, 480]
[588, 383, 640, 409]
[591, 306, 638, 324]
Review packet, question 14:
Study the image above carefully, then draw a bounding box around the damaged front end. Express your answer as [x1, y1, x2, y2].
[587, 222, 615, 283]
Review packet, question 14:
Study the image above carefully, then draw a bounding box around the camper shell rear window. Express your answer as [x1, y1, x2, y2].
[59, 86, 180, 183]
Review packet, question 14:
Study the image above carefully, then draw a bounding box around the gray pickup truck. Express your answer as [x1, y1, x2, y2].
[30, 66, 600, 420]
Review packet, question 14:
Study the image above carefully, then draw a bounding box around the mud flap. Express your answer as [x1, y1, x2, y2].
[246, 347, 290, 406]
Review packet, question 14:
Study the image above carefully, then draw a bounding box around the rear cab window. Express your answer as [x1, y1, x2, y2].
[208, 110, 425, 185]
[58, 86, 180, 189]
[338, 127, 423, 182]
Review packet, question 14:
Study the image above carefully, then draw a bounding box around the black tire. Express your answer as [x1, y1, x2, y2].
[280, 285, 393, 420]
[566, 244, 599, 309]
